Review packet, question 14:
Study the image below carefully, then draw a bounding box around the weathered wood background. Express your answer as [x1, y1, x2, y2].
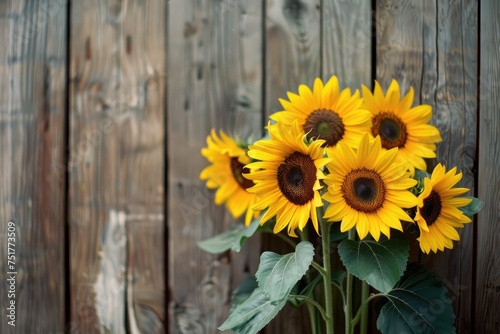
[0, 0, 498, 333]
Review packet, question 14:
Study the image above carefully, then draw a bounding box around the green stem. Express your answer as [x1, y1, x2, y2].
[289, 295, 328, 323]
[311, 261, 327, 276]
[351, 293, 384, 327]
[345, 229, 355, 334]
[359, 280, 370, 334]
[307, 300, 319, 334]
[298, 226, 310, 242]
[319, 214, 334, 334]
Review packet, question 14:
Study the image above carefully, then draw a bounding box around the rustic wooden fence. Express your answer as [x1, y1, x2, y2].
[0, 0, 498, 333]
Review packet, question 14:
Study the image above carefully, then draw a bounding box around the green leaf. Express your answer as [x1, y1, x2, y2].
[197, 217, 260, 254]
[218, 288, 287, 334]
[376, 262, 455, 334]
[338, 232, 409, 293]
[329, 222, 348, 243]
[256, 241, 315, 301]
[459, 196, 484, 217]
[230, 277, 259, 312]
[220, 241, 314, 332]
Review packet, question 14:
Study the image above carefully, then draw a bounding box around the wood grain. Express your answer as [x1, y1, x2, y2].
[476, 0, 500, 332]
[419, 1, 478, 332]
[167, 1, 263, 332]
[376, 0, 478, 331]
[0, 1, 67, 332]
[69, 1, 165, 332]
[323, 0, 372, 88]
[265, 0, 321, 117]
[120, 2, 166, 333]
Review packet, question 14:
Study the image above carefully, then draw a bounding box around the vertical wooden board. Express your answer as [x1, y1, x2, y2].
[376, 0, 425, 94]
[265, 0, 321, 118]
[262, 0, 320, 333]
[376, 0, 478, 331]
[419, 1, 478, 332]
[0, 1, 66, 332]
[69, 1, 120, 331]
[322, 0, 372, 88]
[69, 0, 165, 332]
[476, 0, 500, 332]
[167, 1, 263, 332]
[120, 1, 166, 333]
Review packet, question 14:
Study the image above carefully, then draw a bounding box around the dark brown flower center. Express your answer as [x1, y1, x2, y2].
[304, 109, 345, 147]
[277, 152, 317, 205]
[372, 112, 407, 149]
[231, 157, 254, 190]
[421, 190, 442, 226]
[342, 168, 386, 213]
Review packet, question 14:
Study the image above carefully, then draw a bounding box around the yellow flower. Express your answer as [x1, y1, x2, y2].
[200, 129, 259, 226]
[270, 76, 372, 149]
[362, 80, 442, 173]
[244, 121, 331, 236]
[323, 134, 418, 241]
[415, 164, 472, 254]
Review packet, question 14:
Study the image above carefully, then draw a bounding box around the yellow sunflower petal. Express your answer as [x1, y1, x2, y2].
[415, 164, 476, 253]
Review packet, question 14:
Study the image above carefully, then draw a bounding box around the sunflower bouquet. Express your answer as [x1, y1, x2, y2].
[198, 76, 483, 334]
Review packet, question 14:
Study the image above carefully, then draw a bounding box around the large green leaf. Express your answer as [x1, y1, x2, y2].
[197, 217, 260, 253]
[377, 262, 455, 334]
[338, 233, 409, 293]
[220, 241, 314, 332]
[459, 196, 484, 217]
[230, 277, 258, 312]
[256, 241, 315, 301]
[218, 288, 287, 334]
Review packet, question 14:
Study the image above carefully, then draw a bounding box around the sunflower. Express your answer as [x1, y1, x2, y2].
[244, 121, 331, 236]
[323, 134, 418, 241]
[415, 164, 472, 254]
[361, 80, 442, 174]
[200, 129, 260, 226]
[270, 76, 372, 149]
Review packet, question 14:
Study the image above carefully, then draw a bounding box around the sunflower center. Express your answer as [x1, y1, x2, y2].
[230, 157, 254, 190]
[372, 112, 407, 149]
[277, 152, 317, 205]
[342, 168, 386, 213]
[421, 190, 442, 226]
[304, 109, 345, 147]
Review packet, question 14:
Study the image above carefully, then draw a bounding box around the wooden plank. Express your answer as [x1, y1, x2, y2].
[323, 0, 372, 88]
[476, 0, 500, 332]
[120, 2, 166, 333]
[421, 2, 478, 332]
[69, 1, 165, 332]
[265, 0, 321, 116]
[0, 0, 67, 332]
[263, 0, 320, 333]
[376, 0, 478, 331]
[167, 1, 263, 332]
